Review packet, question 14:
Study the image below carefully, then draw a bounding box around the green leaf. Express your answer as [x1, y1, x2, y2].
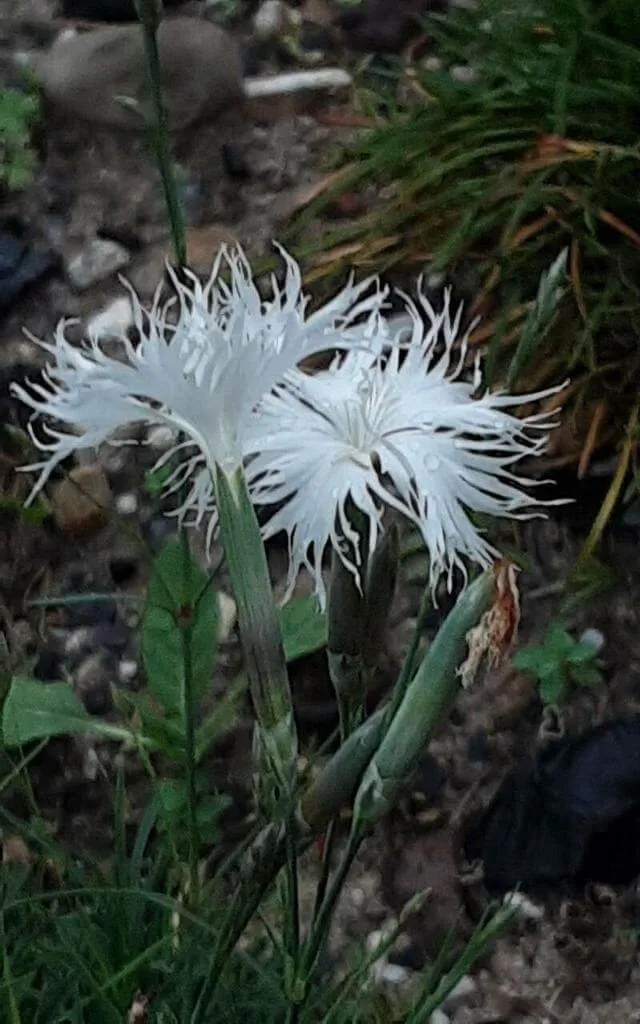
[144, 463, 173, 497]
[156, 778, 187, 816]
[114, 690, 185, 757]
[537, 668, 567, 706]
[566, 640, 600, 663]
[279, 595, 328, 662]
[141, 539, 219, 721]
[194, 675, 246, 763]
[512, 647, 548, 675]
[2, 678, 134, 747]
[196, 793, 232, 833]
[570, 663, 603, 688]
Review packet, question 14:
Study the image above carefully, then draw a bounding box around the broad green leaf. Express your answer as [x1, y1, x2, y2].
[2, 678, 134, 747]
[141, 539, 219, 721]
[279, 595, 327, 663]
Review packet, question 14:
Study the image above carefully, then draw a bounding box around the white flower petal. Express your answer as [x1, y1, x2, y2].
[12, 246, 387, 542]
[246, 287, 565, 605]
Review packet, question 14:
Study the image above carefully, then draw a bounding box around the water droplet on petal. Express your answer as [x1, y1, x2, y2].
[426, 455, 440, 471]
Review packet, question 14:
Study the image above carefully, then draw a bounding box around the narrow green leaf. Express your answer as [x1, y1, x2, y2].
[194, 675, 245, 763]
[2, 678, 134, 747]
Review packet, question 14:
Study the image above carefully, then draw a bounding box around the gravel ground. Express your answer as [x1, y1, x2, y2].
[2, 3, 640, 1022]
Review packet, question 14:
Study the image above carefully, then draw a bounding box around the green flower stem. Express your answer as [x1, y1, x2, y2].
[299, 705, 385, 830]
[197, 570, 496, 1011]
[179, 549, 200, 905]
[300, 819, 363, 998]
[196, 709, 387, 1015]
[214, 465, 297, 788]
[355, 569, 496, 826]
[312, 542, 368, 928]
[135, 0, 187, 268]
[327, 543, 367, 737]
[213, 464, 301, 1021]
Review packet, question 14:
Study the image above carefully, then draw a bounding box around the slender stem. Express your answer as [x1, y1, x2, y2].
[310, 818, 336, 926]
[302, 821, 364, 988]
[214, 465, 297, 787]
[283, 807, 301, 1024]
[181, 613, 200, 906]
[136, 0, 187, 267]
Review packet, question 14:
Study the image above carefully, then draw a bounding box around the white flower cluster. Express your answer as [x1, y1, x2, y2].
[13, 245, 562, 606]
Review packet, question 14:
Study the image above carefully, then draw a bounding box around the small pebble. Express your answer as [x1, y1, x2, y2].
[253, 0, 297, 41]
[2, 836, 33, 866]
[117, 658, 139, 686]
[74, 652, 115, 715]
[441, 976, 477, 1013]
[579, 627, 605, 654]
[427, 270, 446, 289]
[66, 238, 131, 291]
[82, 744, 101, 781]
[51, 465, 112, 536]
[64, 626, 95, 662]
[429, 1011, 450, 1024]
[423, 55, 443, 72]
[378, 962, 410, 985]
[217, 591, 237, 643]
[87, 296, 134, 340]
[450, 64, 476, 84]
[504, 890, 544, 921]
[116, 492, 138, 515]
[147, 425, 175, 449]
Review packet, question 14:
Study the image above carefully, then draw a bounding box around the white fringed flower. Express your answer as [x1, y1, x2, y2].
[12, 246, 386, 543]
[245, 289, 563, 609]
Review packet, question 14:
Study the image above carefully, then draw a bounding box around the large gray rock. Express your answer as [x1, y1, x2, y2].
[35, 18, 244, 130]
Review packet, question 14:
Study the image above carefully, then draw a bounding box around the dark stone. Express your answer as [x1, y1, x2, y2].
[67, 598, 118, 628]
[464, 716, 640, 892]
[109, 554, 139, 585]
[222, 142, 250, 180]
[467, 728, 491, 763]
[299, 25, 336, 54]
[143, 513, 176, 552]
[411, 752, 446, 802]
[338, 0, 443, 53]
[92, 618, 130, 654]
[388, 943, 424, 971]
[0, 223, 59, 310]
[33, 647, 64, 682]
[60, 0, 187, 21]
